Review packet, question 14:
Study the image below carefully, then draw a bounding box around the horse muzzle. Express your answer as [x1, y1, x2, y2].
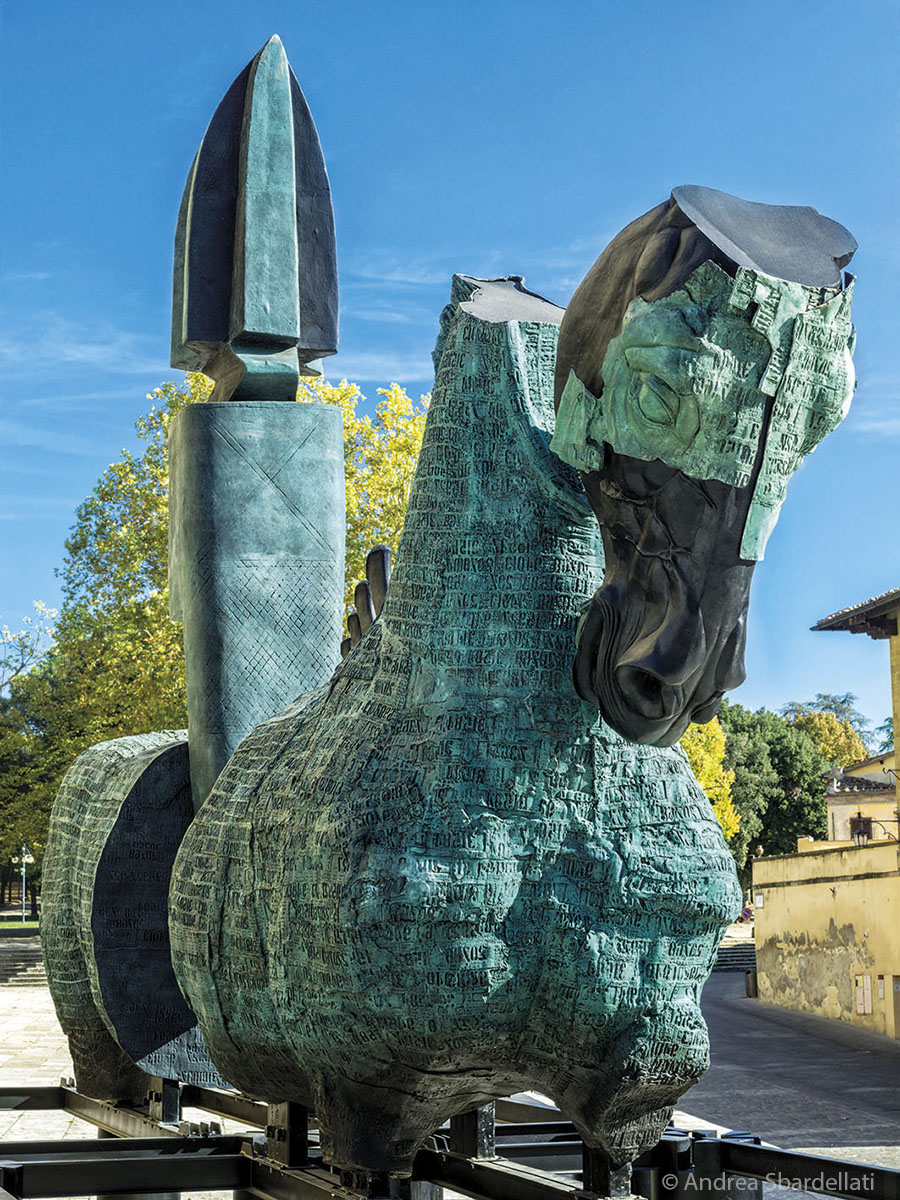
[573, 577, 748, 747]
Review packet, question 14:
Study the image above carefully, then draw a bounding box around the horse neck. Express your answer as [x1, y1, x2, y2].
[379, 306, 603, 696]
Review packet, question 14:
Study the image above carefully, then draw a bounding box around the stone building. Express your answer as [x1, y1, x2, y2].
[811, 586, 900, 777]
[752, 587, 900, 1037]
[753, 840, 900, 1037]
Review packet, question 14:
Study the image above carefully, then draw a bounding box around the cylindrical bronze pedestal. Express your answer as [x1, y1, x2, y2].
[169, 400, 345, 808]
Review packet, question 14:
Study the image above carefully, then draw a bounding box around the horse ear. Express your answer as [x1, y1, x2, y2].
[344, 545, 394, 653]
[366, 546, 392, 616]
[355, 581, 376, 634]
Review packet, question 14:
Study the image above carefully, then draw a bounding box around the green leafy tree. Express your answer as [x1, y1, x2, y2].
[52, 374, 213, 742]
[717, 701, 778, 879]
[874, 716, 893, 753]
[762, 715, 830, 853]
[719, 701, 830, 877]
[0, 605, 57, 902]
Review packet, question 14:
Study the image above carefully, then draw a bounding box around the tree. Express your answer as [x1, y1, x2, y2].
[680, 717, 740, 841]
[0, 605, 57, 900]
[874, 716, 893, 753]
[717, 701, 778, 878]
[299, 377, 429, 611]
[718, 701, 831, 877]
[782, 692, 872, 750]
[786, 710, 867, 768]
[38, 377, 207, 753]
[762, 716, 830, 854]
[0, 603, 56, 694]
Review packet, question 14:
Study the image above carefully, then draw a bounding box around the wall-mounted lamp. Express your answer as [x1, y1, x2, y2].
[850, 811, 872, 848]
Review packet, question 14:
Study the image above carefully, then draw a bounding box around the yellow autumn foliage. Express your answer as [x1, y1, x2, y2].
[787, 710, 867, 768]
[680, 717, 740, 842]
[299, 375, 429, 613]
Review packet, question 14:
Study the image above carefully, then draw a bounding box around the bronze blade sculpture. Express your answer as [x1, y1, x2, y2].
[42, 35, 344, 1097]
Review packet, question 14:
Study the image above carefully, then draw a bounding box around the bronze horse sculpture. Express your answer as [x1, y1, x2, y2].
[164, 191, 856, 1173]
[41, 45, 857, 1179]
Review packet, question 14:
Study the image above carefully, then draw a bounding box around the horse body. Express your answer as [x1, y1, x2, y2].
[170, 276, 740, 1173]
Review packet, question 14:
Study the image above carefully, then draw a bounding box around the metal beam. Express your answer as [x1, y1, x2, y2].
[495, 1122, 577, 1139]
[147, 1079, 181, 1126]
[266, 1102, 309, 1167]
[0, 1138, 217, 1160]
[693, 1138, 900, 1200]
[59, 1089, 183, 1141]
[7, 1080, 896, 1200]
[493, 1142, 580, 1174]
[0, 1141, 247, 1199]
[412, 1147, 574, 1200]
[242, 1156, 350, 1200]
[179, 1085, 266, 1127]
[495, 1098, 560, 1123]
[0, 1090, 63, 1112]
[449, 1105, 495, 1158]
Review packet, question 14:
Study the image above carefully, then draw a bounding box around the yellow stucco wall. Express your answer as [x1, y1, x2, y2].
[796, 837, 843, 852]
[891, 629, 900, 804]
[843, 750, 895, 785]
[826, 794, 899, 841]
[753, 843, 900, 1036]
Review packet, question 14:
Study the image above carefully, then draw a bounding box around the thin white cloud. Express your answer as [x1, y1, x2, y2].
[851, 413, 900, 437]
[0, 493, 79, 508]
[346, 264, 449, 287]
[324, 350, 434, 383]
[343, 305, 422, 325]
[848, 371, 900, 436]
[0, 496, 81, 519]
[16, 387, 150, 414]
[2, 271, 52, 283]
[0, 418, 106, 457]
[0, 312, 167, 378]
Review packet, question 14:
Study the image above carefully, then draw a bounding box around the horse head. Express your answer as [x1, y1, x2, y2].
[552, 185, 857, 746]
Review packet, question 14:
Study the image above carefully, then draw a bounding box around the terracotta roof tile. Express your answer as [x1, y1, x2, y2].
[812, 587, 900, 637]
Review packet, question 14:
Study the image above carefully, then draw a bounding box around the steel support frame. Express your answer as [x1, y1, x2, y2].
[0, 1138, 246, 1198]
[2, 1085, 900, 1200]
[692, 1138, 900, 1200]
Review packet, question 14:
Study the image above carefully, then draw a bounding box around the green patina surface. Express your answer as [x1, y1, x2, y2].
[171, 36, 338, 401]
[41, 731, 224, 1101]
[232, 37, 300, 349]
[168, 400, 345, 809]
[551, 261, 855, 559]
[169, 278, 741, 1176]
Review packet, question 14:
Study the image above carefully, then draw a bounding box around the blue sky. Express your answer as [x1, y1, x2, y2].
[1, 0, 898, 731]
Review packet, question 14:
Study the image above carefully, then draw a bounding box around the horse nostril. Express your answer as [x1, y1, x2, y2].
[634, 669, 661, 705]
[615, 665, 676, 720]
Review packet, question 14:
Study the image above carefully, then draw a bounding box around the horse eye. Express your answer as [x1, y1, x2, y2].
[637, 376, 678, 427]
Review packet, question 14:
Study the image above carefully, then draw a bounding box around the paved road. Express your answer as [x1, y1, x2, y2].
[686, 971, 900, 1163]
[0, 986, 80, 1144]
[3, 969, 898, 1176]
